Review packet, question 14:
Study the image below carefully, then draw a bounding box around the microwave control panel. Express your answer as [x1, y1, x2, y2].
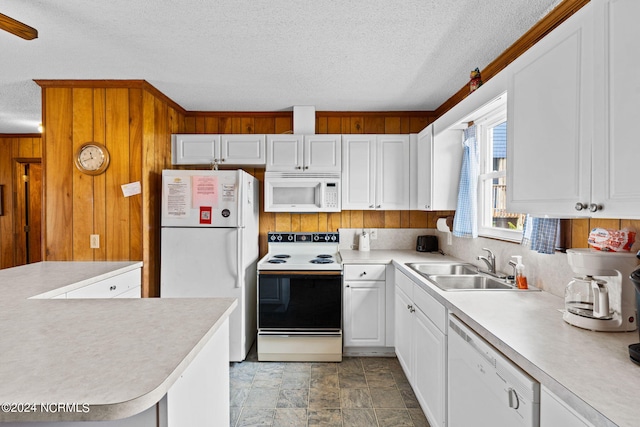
[325, 182, 339, 209]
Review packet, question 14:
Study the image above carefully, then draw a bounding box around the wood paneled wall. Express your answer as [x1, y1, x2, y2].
[0, 135, 42, 269]
[182, 111, 440, 256]
[38, 81, 183, 297]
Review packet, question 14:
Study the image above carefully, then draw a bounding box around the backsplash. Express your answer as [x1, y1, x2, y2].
[339, 228, 433, 251]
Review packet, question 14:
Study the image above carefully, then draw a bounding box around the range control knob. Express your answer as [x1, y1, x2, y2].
[287, 234, 294, 241]
[277, 235, 282, 241]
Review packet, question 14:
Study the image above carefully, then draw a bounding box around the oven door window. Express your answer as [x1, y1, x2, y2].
[259, 274, 341, 330]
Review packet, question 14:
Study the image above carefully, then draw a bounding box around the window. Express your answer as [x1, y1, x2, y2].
[476, 107, 526, 241]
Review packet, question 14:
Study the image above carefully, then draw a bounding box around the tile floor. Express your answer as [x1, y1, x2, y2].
[229, 346, 430, 427]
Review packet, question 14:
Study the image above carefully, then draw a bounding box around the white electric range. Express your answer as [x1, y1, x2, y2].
[257, 232, 343, 362]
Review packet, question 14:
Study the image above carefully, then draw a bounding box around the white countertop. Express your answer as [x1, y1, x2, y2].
[341, 249, 640, 427]
[0, 261, 237, 422]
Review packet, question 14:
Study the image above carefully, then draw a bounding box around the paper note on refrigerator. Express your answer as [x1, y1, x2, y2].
[192, 176, 218, 208]
[164, 176, 190, 217]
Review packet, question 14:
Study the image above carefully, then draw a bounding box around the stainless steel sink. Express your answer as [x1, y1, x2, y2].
[427, 274, 516, 291]
[407, 263, 478, 276]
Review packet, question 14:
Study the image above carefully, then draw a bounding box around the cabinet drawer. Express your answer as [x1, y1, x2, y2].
[413, 284, 446, 333]
[395, 269, 414, 298]
[344, 264, 386, 281]
[66, 269, 141, 299]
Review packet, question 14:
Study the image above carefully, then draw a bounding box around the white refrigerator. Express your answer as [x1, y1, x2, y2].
[160, 169, 259, 362]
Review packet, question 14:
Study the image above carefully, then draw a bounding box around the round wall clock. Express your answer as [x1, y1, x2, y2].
[74, 142, 110, 175]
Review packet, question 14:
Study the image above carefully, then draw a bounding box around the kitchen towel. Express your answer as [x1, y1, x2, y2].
[453, 125, 479, 238]
[521, 215, 559, 254]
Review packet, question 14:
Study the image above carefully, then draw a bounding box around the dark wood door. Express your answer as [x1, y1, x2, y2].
[15, 161, 42, 265]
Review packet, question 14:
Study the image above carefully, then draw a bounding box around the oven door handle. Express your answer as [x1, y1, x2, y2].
[260, 333, 343, 338]
[258, 270, 343, 276]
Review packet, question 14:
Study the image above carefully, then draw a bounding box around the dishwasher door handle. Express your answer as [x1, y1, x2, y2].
[508, 388, 520, 409]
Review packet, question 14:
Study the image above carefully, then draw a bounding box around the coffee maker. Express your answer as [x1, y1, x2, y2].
[564, 249, 638, 332]
[629, 252, 640, 364]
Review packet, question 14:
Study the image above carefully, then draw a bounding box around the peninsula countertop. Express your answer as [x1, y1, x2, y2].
[341, 249, 640, 427]
[0, 261, 236, 422]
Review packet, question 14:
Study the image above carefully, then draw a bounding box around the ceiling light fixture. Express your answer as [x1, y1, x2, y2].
[0, 13, 38, 40]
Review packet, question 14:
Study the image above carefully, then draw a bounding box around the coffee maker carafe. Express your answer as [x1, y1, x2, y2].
[563, 249, 638, 332]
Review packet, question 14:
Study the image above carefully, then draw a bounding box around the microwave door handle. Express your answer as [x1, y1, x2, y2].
[236, 227, 243, 288]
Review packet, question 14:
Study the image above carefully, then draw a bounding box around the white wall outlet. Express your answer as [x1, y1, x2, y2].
[369, 229, 378, 240]
[90, 234, 100, 249]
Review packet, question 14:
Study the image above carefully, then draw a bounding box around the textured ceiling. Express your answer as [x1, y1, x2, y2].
[1, 0, 561, 134]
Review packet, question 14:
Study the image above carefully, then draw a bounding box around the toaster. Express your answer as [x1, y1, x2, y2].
[416, 235, 438, 252]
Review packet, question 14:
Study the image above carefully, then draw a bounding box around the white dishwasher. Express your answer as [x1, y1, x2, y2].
[448, 314, 540, 427]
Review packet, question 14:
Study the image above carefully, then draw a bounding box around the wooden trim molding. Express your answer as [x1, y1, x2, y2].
[0, 133, 41, 138]
[434, 0, 590, 118]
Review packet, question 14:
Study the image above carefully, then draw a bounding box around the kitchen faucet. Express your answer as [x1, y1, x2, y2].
[477, 248, 496, 273]
[476, 248, 508, 280]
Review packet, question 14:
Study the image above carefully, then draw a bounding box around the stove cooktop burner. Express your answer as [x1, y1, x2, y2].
[316, 254, 333, 259]
[273, 254, 291, 259]
[268, 259, 287, 264]
[310, 258, 335, 264]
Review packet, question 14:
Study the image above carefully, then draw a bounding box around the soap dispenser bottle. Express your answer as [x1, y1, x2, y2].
[511, 256, 528, 289]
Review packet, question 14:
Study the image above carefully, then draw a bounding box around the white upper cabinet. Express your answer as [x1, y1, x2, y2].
[507, 4, 593, 217]
[266, 134, 341, 172]
[342, 134, 410, 210]
[172, 134, 220, 165]
[219, 134, 267, 165]
[172, 134, 265, 166]
[591, 0, 640, 217]
[507, 2, 640, 218]
[411, 124, 462, 211]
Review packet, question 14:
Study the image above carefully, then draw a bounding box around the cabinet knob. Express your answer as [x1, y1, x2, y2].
[346, 285, 350, 288]
[589, 203, 602, 213]
[109, 285, 117, 291]
[410, 307, 415, 313]
[574, 202, 588, 211]
[369, 204, 375, 209]
[221, 158, 225, 162]
[360, 272, 366, 276]
[425, 205, 430, 209]
[376, 205, 381, 209]
[304, 166, 309, 170]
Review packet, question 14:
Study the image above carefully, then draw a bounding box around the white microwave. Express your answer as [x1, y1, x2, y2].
[264, 172, 341, 212]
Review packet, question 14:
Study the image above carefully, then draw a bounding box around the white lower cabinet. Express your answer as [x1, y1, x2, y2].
[541, 386, 593, 427]
[395, 269, 446, 427]
[343, 264, 386, 348]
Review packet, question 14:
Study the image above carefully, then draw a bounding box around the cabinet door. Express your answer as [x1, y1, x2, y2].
[305, 135, 341, 172]
[220, 135, 266, 165]
[377, 135, 410, 210]
[342, 135, 376, 209]
[507, 5, 593, 217]
[591, 0, 640, 217]
[394, 286, 413, 378]
[171, 134, 220, 165]
[344, 280, 386, 347]
[413, 307, 446, 427]
[266, 134, 303, 171]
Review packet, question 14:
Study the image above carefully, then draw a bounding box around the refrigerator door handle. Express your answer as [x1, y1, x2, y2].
[236, 227, 243, 288]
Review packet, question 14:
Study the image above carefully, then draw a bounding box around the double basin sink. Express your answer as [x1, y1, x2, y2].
[407, 262, 533, 291]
